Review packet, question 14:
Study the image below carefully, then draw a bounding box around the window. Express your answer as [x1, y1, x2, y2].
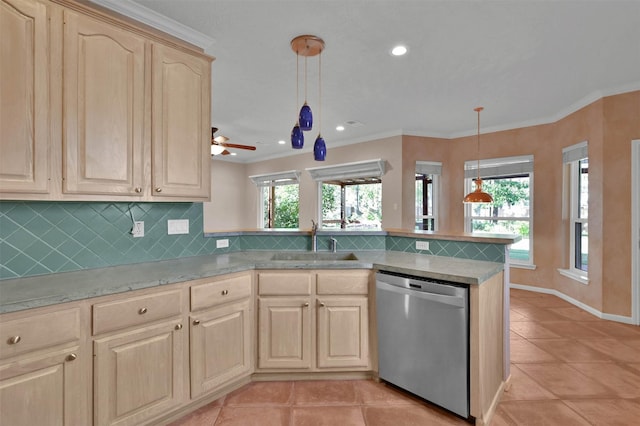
[415, 161, 441, 231]
[249, 171, 300, 229]
[464, 156, 533, 265]
[321, 178, 382, 229]
[563, 141, 589, 279]
[307, 159, 386, 230]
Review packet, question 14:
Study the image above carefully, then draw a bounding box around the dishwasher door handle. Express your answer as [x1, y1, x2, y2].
[377, 281, 466, 308]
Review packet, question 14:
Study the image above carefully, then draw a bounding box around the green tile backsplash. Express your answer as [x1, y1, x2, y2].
[0, 202, 234, 280]
[385, 236, 506, 263]
[0, 201, 505, 280]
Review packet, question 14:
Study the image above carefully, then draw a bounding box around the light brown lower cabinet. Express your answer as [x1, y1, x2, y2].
[93, 319, 186, 426]
[316, 296, 369, 369]
[257, 270, 371, 372]
[0, 345, 85, 426]
[0, 305, 90, 426]
[190, 299, 252, 397]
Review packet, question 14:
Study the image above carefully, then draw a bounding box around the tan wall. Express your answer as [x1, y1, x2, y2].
[403, 91, 639, 316]
[203, 159, 248, 232]
[204, 91, 639, 316]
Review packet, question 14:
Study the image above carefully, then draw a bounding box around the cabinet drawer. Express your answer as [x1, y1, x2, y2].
[93, 290, 182, 335]
[0, 308, 81, 360]
[317, 271, 370, 295]
[191, 274, 252, 311]
[258, 272, 312, 295]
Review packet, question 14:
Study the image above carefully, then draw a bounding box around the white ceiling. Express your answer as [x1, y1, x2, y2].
[104, 1, 639, 163]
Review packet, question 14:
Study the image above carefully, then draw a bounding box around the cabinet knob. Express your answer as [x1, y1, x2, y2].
[175, 324, 183, 330]
[193, 319, 201, 325]
[138, 307, 148, 314]
[155, 187, 162, 193]
[134, 187, 142, 193]
[319, 302, 326, 307]
[66, 353, 77, 362]
[221, 289, 229, 296]
[303, 302, 309, 307]
[7, 335, 21, 345]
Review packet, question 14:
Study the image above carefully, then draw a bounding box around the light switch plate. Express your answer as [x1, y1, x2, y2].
[216, 239, 229, 248]
[416, 241, 430, 251]
[167, 219, 189, 235]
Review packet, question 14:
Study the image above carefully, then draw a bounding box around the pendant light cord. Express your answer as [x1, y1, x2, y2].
[304, 53, 308, 103]
[475, 107, 483, 184]
[318, 51, 322, 134]
[295, 52, 299, 118]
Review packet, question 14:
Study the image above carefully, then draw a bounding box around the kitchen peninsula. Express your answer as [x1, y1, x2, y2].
[0, 230, 516, 426]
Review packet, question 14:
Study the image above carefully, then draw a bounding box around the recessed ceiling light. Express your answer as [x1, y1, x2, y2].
[336, 125, 345, 131]
[278, 140, 286, 145]
[230, 152, 237, 156]
[391, 45, 407, 56]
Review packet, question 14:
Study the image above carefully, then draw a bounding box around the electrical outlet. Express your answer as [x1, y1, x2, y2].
[216, 239, 229, 248]
[132, 221, 144, 238]
[416, 240, 430, 251]
[167, 219, 189, 235]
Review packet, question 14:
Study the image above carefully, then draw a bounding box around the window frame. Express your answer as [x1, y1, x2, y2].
[569, 158, 589, 278]
[307, 159, 386, 231]
[249, 170, 300, 229]
[415, 161, 441, 231]
[463, 155, 534, 266]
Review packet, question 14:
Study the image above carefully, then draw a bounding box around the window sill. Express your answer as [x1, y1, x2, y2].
[509, 263, 536, 270]
[557, 268, 589, 285]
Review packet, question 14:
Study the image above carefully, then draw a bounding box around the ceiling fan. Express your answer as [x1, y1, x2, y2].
[211, 127, 256, 156]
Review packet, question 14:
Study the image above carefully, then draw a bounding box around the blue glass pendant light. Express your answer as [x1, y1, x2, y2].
[313, 134, 326, 161]
[291, 123, 304, 149]
[291, 35, 325, 152]
[299, 103, 313, 131]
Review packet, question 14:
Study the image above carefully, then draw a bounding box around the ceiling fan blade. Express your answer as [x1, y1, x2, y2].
[221, 149, 231, 155]
[220, 142, 256, 151]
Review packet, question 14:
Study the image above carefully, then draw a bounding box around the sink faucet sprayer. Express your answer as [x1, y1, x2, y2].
[311, 220, 318, 252]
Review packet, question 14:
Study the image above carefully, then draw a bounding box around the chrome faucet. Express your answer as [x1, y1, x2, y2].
[311, 220, 318, 252]
[330, 237, 338, 253]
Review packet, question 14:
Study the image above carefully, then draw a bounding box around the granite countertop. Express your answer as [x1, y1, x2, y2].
[0, 251, 504, 314]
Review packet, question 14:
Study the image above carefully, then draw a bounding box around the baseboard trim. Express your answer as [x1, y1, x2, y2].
[509, 283, 635, 325]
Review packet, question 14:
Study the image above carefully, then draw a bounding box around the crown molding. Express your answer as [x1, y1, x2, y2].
[89, 0, 215, 50]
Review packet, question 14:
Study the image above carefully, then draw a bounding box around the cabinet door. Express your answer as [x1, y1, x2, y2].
[93, 320, 185, 426]
[0, 0, 50, 194]
[190, 299, 252, 398]
[0, 346, 86, 426]
[151, 43, 210, 199]
[316, 297, 369, 369]
[63, 10, 146, 196]
[258, 297, 311, 369]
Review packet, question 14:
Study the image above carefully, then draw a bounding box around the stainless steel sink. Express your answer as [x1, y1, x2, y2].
[270, 252, 359, 261]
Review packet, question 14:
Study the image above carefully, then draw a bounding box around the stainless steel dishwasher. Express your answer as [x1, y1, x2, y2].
[376, 271, 470, 419]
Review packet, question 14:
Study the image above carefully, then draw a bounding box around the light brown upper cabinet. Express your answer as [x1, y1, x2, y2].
[0, 0, 51, 195]
[151, 43, 211, 199]
[1, 0, 212, 201]
[62, 10, 146, 196]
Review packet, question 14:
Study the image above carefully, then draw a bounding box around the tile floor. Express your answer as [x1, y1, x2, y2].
[170, 289, 640, 425]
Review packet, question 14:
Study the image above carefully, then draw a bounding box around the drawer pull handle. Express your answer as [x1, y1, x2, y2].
[193, 319, 201, 325]
[66, 353, 77, 362]
[303, 302, 309, 307]
[7, 336, 21, 345]
[138, 307, 148, 315]
[175, 324, 183, 330]
[134, 187, 142, 193]
[155, 187, 162, 193]
[221, 290, 229, 296]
